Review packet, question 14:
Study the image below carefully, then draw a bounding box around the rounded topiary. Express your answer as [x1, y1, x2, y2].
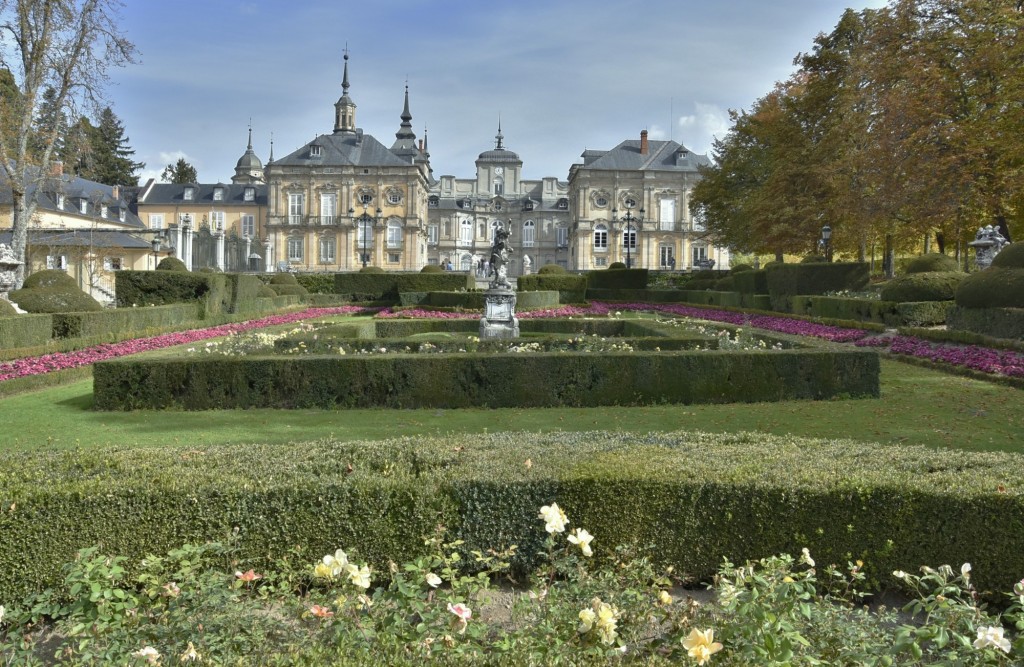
[157, 257, 188, 272]
[270, 272, 299, 285]
[992, 243, 1024, 269]
[22, 269, 78, 290]
[420, 264, 443, 273]
[801, 255, 827, 264]
[360, 266, 385, 274]
[879, 272, 965, 302]
[268, 284, 308, 297]
[683, 279, 718, 291]
[257, 285, 277, 298]
[538, 264, 567, 275]
[955, 268, 1024, 309]
[905, 253, 962, 274]
[0, 298, 18, 316]
[608, 262, 627, 270]
[763, 261, 784, 269]
[8, 287, 103, 313]
[715, 276, 735, 291]
[730, 264, 753, 274]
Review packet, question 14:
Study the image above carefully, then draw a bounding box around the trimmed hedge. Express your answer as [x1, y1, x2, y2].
[333, 272, 474, 302]
[420, 290, 560, 310]
[766, 262, 870, 312]
[947, 306, 1024, 341]
[992, 242, 1024, 269]
[0, 299, 17, 317]
[22, 269, 79, 290]
[93, 348, 879, 411]
[115, 270, 230, 317]
[516, 274, 587, 304]
[294, 274, 337, 294]
[585, 268, 649, 290]
[268, 284, 309, 298]
[51, 304, 201, 339]
[156, 257, 188, 272]
[0, 313, 54, 349]
[879, 272, 964, 303]
[537, 264, 567, 274]
[732, 269, 769, 295]
[1, 431, 1021, 601]
[791, 296, 951, 327]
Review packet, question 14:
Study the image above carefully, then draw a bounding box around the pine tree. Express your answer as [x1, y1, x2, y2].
[79, 106, 144, 185]
[160, 158, 198, 184]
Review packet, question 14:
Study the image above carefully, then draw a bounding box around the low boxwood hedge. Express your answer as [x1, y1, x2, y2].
[516, 274, 587, 304]
[766, 262, 870, 312]
[879, 272, 964, 303]
[333, 272, 473, 302]
[905, 253, 962, 274]
[51, 304, 201, 339]
[955, 268, 1024, 309]
[0, 313, 53, 349]
[92, 348, 879, 411]
[732, 269, 769, 295]
[115, 270, 230, 316]
[947, 305, 1024, 340]
[586, 268, 649, 290]
[1, 431, 1021, 601]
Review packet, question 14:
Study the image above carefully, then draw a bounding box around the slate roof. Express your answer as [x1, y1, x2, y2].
[273, 131, 417, 168]
[577, 139, 711, 172]
[1, 170, 144, 228]
[0, 229, 153, 249]
[139, 182, 268, 206]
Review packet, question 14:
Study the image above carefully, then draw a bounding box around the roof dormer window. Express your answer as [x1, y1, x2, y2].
[428, 195, 439, 207]
[244, 187, 255, 202]
[119, 208, 126, 222]
[557, 198, 569, 210]
[310, 144, 322, 158]
[101, 205, 108, 218]
[79, 200, 88, 214]
[56, 194, 65, 209]
[213, 187, 224, 201]
[184, 187, 194, 201]
[523, 200, 534, 211]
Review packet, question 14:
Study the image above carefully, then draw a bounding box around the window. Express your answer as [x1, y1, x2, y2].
[244, 187, 255, 202]
[428, 195, 439, 207]
[660, 244, 675, 268]
[692, 245, 707, 266]
[594, 257, 607, 267]
[388, 252, 400, 263]
[210, 211, 225, 231]
[360, 193, 373, 205]
[557, 198, 568, 210]
[100, 205, 108, 218]
[493, 202, 502, 212]
[594, 196, 608, 208]
[184, 187, 194, 201]
[523, 200, 534, 211]
[427, 224, 439, 246]
[493, 178, 503, 196]
[103, 257, 123, 271]
[79, 200, 88, 214]
[357, 218, 373, 249]
[556, 226, 568, 248]
[624, 197, 637, 209]
[692, 210, 706, 232]
[659, 199, 676, 231]
[213, 187, 224, 201]
[319, 237, 336, 263]
[593, 223, 608, 250]
[149, 214, 164, 230]
[309, 144, 322, 157]
[490, 220, 502, 243]
[320, 193, 337, 225]
[623, 225, 637, 250]
[459, 219, 473, 245]
[387, 220, 402, 248]
[522, 220, 535, 247]
[241, 214, 255, 238]
[287, 238, 304, 262]
[288, 193, 304, 225]
[56, 194, 65, 209]
[388, 191, 401, 205]
[46, 255, 67, 270]
[118, 208, 126, 222]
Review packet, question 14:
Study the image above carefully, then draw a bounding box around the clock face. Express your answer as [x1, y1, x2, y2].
[494, 166, 504, 175]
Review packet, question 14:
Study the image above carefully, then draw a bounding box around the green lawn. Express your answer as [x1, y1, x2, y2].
[3, 358, 1020, 453]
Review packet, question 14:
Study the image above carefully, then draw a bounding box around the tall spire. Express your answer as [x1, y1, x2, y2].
[391, 82, 419, 161]
[334, 48, 357, 134]
[247, 119, 253, 150]
[268, 132, 274, 163]
[495, 116, 504, 150]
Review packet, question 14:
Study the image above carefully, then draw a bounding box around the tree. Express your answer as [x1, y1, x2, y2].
[160, 158, 198, 184]
[77, 106, 143, 185]
[0, 0, 136, 288]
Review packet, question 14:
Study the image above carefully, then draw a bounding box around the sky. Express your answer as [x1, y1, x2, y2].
[109, 0, 889, 185]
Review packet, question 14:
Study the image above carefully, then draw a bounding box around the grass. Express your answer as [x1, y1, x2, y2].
[2, 358, 1020, 453]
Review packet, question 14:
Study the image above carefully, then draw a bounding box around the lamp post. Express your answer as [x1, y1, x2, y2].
[613, 206, 644, 268]
[820, 224, 833, 262]
[151, 235, 162, 269]
[353, 204, 382, 268]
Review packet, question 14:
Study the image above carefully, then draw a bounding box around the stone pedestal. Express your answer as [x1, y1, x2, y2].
[479, 288, 520, 339]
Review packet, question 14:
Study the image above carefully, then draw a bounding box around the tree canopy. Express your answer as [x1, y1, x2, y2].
[160, 158, 198, 184]
[76, 106, 144, 185]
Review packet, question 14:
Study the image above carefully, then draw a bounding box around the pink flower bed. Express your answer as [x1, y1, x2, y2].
[856, 334, 1024, 378]
[0, 307, 368, 383]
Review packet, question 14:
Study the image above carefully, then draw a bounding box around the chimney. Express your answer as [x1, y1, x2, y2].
[112, 185, 120, 200]
[640, 130, 649, 155]
[51, 161, 64, 177]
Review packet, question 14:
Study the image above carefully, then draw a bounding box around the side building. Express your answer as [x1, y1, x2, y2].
[567, 130, 730, 271]
[263, 55, 432, 272]
[427, 125, 570, 274]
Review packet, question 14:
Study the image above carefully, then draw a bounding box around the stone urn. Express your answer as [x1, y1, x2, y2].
[0, 243, 23, 303]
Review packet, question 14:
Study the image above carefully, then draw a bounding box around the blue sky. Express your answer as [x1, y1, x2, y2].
[110, 0, 888, 184]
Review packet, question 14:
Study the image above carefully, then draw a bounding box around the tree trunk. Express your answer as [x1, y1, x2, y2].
[10, 188, 31, 289]
[936, 232, 946, 254]
[884, 233, 895, 278]
[774, 250, 784, 263]
[858, 237, 866, 263]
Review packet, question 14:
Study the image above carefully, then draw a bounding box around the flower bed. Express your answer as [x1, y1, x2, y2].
[856, 334, 1024, 378]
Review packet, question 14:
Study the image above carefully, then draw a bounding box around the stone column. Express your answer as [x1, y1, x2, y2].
[215, 232, 226, 271]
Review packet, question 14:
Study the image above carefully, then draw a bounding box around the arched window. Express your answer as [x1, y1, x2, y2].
[490, 220, 503, 243]
[387, 220, 402, 248]
[357, 217, 373, 250]
[459, 219, 473, 245]
[593, 223, 608, 250]
[522, 220, 535, 247]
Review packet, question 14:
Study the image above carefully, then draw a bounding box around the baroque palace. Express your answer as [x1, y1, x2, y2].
[135, 55, 730, 277]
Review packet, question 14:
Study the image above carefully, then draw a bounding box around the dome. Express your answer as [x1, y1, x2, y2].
[477, 147, 521, 163]
[235, 149, 263, 171]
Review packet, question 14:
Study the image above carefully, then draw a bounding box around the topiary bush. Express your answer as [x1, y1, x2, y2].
[22, 269, 79, 290]
[7, 287, 103, 313]
[269, 272, 299, 285]
[538, 264, 567, 275]
[879, 272, 965, 303]
[714, 276, 735, 291]
[608, 262, 627, 270]
[905, 253, 961, 274]
[268, 283, 308, 298]
[730, 264, 753, 274]
[955, 268, 1024, 309]
[420, 264, 443, 273]
[992, 243, 1024, 269]
[0, 298, 18, 316]
[157, 257, 188, 272]
[257, 285, 277, 298]
[360, 266, 386, 274]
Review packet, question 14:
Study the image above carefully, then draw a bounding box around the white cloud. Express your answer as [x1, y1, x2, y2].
[677, 103, 731, 155]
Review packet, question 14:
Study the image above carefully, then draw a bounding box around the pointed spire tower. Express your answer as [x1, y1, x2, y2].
[232, 121, 265, 184]
[390, 83, 420, 163]
[333, 50, 357, 134]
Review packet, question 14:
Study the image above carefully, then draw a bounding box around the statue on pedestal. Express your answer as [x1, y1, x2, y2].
[489, 220, 514, 290]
